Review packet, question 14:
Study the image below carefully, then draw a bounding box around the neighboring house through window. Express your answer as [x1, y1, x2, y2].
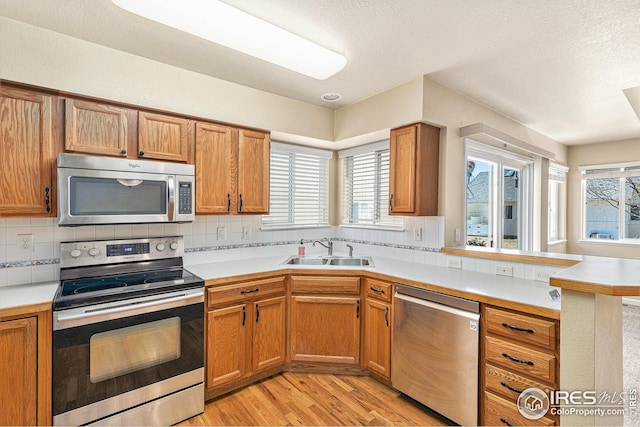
[465, 140, 533, 250]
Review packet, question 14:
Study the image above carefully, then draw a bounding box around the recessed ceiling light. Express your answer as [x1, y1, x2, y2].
[110, 0, 347, 80]
[321, 93, 342, 102]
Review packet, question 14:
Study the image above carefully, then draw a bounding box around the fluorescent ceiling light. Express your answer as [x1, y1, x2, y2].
[111, 0, 346, 80]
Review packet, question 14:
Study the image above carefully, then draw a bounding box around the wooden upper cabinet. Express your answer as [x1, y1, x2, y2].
[237, 129, 270, 214]
[138, 111, 191, 162]
[195, 124, 270, 215]
[65, 99, 128, 157]
[389, 122, 440, 216]
[0, 87, 55, 217]
[195, 122, 236, 214]
[0, 317, 37, 426]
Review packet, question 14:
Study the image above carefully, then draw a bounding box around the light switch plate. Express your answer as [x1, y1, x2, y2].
[413, 227, 422, 241]
[217, 227, 227, 241]
[242, 226, 251, 240]
[447, 258, 462, 269]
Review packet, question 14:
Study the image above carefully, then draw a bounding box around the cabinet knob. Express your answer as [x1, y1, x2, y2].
[120, 149, 127, 155]
[139, 151, 145, 156]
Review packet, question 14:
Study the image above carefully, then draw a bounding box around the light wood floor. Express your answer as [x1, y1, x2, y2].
[178, 373, 451, 426]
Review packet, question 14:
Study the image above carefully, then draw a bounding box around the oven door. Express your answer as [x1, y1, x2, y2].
[52, 289, 204, 426]
[58, 168, 174, 225]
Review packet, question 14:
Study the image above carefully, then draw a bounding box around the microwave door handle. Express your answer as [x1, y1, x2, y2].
[168, 176, 175, 221]
[116, 179, 144, 187]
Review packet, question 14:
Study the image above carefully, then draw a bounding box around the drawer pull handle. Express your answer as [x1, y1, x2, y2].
[370, 287, 385, 294]
[500, 418, 513, 426]
[502, 352, 534, 366]
[240, 288, 259, 294]
[500, 381, 524, 394]
[502, 322, 534, 334]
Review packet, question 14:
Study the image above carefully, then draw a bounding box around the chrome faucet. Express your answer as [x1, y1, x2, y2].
[346, 244, 354, 257]
[312, 238, 333, 256]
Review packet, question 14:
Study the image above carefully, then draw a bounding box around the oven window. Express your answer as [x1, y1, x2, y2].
[90, 317, 181, 383]
[70, 177, 166, 215]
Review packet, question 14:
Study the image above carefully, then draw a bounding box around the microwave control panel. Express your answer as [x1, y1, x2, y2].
[178, 182, 193, 214]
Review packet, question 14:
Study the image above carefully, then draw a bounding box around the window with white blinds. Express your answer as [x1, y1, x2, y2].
[261, 142, 331, 229]
[340, 141, 403, 229]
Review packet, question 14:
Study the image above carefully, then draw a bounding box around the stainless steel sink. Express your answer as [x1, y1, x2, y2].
[283, 256, 373, 267]
[328, 257, 373, 266]
[284, 257, 328, 265]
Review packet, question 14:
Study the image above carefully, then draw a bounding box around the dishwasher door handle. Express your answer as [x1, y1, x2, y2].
[394, 292, 480, 321]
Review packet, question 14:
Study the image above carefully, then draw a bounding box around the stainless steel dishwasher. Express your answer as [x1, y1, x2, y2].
[392, 284, 480, 426]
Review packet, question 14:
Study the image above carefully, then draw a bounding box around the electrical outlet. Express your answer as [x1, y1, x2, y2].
[455, 228, 461, 242]
[217, 227, 227, 241]
[241, 226, 251, 240]
[413, 227, 422, 241]
[447, 258, 462, 269]
[495, 265, 513, 277]
[17, 234, 34, 253]
[534, 270, 552, 283]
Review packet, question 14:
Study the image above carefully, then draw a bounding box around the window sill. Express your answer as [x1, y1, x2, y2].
[260, 224, 331, 231]
[578, 239, 640, 247]
[339, 224, 405, 232]
[547, 239, 567, 246]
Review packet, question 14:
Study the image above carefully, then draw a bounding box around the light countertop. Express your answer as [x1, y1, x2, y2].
[186, 255, 561, 316]
[0, 281, 58, 317]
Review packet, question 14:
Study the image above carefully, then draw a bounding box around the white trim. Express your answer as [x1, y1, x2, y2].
[550, 162, 569, 173]
[338, 140, 389, 158]
[466, 140, 534, 164]
[578, 239, 640, 246]
[260, 224, 332, 231]
[339, 224, 405, 232]
[460, 123, 555, 160]
[579, 161, 640, 173]
[623, 297, 640, 307]
[271, 141, 333, 158]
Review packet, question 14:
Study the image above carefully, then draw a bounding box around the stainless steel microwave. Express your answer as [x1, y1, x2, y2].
[58, 154, 195, 226]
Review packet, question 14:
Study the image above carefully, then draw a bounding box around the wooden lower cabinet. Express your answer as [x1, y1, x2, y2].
[0, 317, 37, 426]
[205, 277, 286, 395]
[481, 304, 559, 426]
[363, 279, 392, 379]
[290, 295, 360, 365]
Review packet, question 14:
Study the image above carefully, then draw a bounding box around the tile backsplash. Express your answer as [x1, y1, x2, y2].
[0, 216, 445, 286]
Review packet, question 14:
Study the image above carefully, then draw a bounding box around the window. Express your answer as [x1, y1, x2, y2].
[261, 142, 331, 229]
[465, 141, 533, 250]
[340, 141, 403, 229]
[581, 163, 640, 242]
[548, 163, 568, 242]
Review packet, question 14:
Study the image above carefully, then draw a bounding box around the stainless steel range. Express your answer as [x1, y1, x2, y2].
[52, 236, 204, 426]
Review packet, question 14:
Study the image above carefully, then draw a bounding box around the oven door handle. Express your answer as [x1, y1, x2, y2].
[54, 289, 204, 330]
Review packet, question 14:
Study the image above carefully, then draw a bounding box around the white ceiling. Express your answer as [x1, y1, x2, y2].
[1, 0, 639, 145]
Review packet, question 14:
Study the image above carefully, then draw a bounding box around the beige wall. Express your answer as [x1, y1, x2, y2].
[0, 17, 334, 141]
[567, 138, 640, 259]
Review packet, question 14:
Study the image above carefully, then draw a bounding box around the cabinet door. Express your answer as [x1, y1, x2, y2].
[206, 304, 247, 389]
[195, 122, 236, 214]
[0, 87, 54, 216]
[389, 124, 417, 214]
[138, 111, 190, 162]
[364, 298, 391, 378]
[0, 317, 37, 426]
[64, 99, 127, 156]
[290, 296, 360, 364]
[252, 296, 286, 372]
[237, 129, 270, 214]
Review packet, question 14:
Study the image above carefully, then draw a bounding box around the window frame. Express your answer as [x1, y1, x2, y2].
[261, 141, 332, 230]
[580, 162, 640, 245]
[548, 163, 568, 244]
[339, 141, 404, 230]
[464, 140, 534, 250]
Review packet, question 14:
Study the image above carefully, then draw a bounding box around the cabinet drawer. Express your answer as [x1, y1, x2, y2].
[485, 336, 556, 384]
[484, 391, 554, 426]
[365, 279, 392, 302]
[207, 276, 285, 307]
[290, 276, 360, 295]
[485, 306, 557, 351]
[485, 364, 554, 403]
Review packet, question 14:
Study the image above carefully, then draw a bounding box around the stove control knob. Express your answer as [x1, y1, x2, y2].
[169, 242, 179, 251]
[88, 248, 100, 257]
[70, 249, 82, 258]
[156, 243, 166, 251]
